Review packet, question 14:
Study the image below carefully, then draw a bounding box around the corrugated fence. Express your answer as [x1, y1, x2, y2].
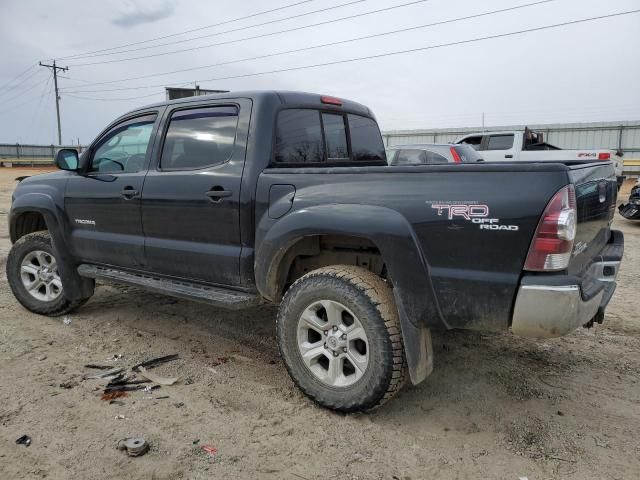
[0, 144, 84, 165]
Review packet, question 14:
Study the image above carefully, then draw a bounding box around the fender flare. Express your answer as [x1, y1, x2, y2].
[255, 204, 444, 384]
[10, 193, 93, 301]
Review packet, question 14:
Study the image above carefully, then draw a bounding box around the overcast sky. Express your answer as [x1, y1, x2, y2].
[0, 0, 638, 145]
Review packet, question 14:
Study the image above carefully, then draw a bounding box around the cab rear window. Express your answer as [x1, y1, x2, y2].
[273, 109, 386, 166]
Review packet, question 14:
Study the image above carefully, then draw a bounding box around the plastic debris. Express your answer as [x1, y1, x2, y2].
[63, 316, 71, 325]
[117, 437, 149, 457]
[138, 366, 179, 386]
[201, 445, 218, 457]
[15, 435, 31, 447]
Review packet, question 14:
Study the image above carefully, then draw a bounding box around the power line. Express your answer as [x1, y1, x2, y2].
[0, 69, 47, 101]
[64, 0, 366, 61]
[67, 0, 431, 66]
[65, 91, 166, 101]
[0, 75, 50, 105]
[28, 75, 54, 136]
[61, 0, 554, 92]
[64, 8, 640, 98]
[57, 0, 315, 60]
[0, 62, 38, 92]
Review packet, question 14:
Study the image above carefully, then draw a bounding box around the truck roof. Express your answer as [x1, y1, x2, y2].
[130, 90, 372, 117]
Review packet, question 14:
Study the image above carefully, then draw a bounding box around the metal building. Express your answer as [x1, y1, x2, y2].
[382, 120, 640, 174]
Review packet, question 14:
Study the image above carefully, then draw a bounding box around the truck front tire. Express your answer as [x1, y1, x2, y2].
[6, 231, 92, 316]
[277, 265, 406, 412]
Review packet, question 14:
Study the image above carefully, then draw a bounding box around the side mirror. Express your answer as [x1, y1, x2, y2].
[55, 148, 79, 171]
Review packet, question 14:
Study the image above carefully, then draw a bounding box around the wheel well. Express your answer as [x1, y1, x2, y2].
[12, 212, 48, 242]
[278, 235, 385, 298]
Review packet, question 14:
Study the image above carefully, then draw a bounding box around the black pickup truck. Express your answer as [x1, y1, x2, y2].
[7, 91, 624, 412]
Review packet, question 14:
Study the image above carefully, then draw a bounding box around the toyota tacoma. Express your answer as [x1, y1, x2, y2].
[7, 91, 623, 411]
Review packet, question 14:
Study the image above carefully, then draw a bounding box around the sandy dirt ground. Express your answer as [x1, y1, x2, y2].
[0, 168, 638, 480]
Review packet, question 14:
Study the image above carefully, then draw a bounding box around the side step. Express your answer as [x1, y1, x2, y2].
[77, 264, 261, 310]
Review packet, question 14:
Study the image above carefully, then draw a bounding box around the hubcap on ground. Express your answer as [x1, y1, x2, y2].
[297, 300, 369, 387]
[20, 250, 63, 302]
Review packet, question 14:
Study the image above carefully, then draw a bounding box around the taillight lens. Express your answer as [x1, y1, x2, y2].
[524, 185, 577, 271]
[450, 146, 462, 163]
[598, 152, 610, 160]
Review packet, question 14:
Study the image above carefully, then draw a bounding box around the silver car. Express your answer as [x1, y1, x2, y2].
[386, 143, 483, 165]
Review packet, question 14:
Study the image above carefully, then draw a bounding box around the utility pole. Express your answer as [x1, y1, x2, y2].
[39, 60, 68, 145]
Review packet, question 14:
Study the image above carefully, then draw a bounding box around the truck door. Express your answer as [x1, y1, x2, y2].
[482, 133, 516, 161]
[64, 112, 160, 268]
[140, 99, 251, 286]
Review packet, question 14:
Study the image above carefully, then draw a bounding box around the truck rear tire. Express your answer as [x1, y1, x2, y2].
[277, 265, 406, 412]
[6, 231, 92, 316]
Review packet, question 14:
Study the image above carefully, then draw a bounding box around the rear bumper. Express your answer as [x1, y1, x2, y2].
[511, 230, 623, 338]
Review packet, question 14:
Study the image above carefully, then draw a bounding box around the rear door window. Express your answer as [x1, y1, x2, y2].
[487, 134, 514, 150]
[160, 105, 239, 170]
[393, 149, 427, 165]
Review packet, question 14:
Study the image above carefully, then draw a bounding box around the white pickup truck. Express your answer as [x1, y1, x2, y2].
[456, 128, 624, 186]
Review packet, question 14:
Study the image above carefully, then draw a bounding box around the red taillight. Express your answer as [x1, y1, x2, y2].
[524, 185, 577, 271]
[598, 152, 610, 160]
[320, 95, 342, 106]
[450, 146, 462, 163]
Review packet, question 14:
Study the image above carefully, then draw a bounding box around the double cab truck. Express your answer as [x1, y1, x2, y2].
[7, 91, 623, 412]
[456, 128, 625, 187]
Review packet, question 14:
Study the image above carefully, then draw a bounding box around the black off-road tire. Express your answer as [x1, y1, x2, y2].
[6, 231, 91, 316]
[277, 265, 407, 412]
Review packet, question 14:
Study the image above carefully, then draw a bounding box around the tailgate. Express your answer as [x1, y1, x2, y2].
[567, 162, 618, 275]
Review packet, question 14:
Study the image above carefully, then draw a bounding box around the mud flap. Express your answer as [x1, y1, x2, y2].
[393, 289, 433, 385]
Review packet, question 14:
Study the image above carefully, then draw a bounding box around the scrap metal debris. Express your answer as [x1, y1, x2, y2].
[85, 353, 178, 401]
[15, 435, 31, 447]
[117, 437, 149, 457]
[131, 354, 179, 372]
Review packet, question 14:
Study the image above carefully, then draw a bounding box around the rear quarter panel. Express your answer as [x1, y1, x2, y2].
[255, 164, 568, 331]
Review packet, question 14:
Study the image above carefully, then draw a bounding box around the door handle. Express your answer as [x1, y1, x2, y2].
[206, 188, 233, 202]
[505, 154, 513, 159]
[121, 187, 139, 199]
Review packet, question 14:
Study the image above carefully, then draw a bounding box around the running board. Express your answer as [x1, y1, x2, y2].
[77, 264, 261, 310]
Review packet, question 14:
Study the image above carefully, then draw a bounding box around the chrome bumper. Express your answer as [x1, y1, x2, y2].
[511, 259, 620, 338]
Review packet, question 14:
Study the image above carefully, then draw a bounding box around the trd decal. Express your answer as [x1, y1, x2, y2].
[428, 201, 519, 232]
[431, 204, 489, 220]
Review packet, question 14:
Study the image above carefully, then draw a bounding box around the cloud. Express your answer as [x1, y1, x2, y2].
[111, 0, 176, 28]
